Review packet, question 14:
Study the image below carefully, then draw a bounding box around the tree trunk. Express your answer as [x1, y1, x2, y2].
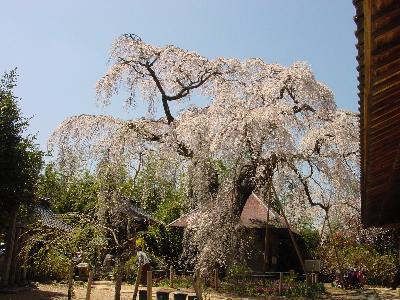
[9, 226, 21, 286]
[2, 205, 18, 287]
[193, 270, 203, 300]
[114, 259, 124, 300]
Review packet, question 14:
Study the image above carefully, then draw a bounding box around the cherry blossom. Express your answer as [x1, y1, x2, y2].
[49, 35, 360, 275]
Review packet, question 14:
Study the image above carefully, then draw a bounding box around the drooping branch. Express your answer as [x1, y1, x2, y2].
[289, 163, 329, 212]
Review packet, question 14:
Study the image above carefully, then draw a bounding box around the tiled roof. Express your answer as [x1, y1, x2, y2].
[34, 205, 73, 232]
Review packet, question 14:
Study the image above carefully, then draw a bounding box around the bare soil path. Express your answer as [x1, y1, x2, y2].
[0, 282, 399, 300]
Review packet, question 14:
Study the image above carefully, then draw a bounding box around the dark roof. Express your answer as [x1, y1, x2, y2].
[354, 0, 400, 227]
[34, 205, 73, 232]
[168, 193, 295, 232]
[34, 197, 161, 233]
[127, 201, 161, 224]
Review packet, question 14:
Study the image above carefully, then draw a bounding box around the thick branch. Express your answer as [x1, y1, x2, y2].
[289, 164, 329, 212]
[127, 120, 193, 158]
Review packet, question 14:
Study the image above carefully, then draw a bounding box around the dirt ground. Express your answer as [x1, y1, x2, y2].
[0, 282, 399, 300]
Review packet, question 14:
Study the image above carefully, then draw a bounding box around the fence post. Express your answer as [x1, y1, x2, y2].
[169, 266, 174, 287]
[147, 271, 152, 300]
[132, 265, 142, 300]
[278, 272, 283, 295]
[306, 273, 312, 286]
[67, 260, 74, 300]
[213, 269, 218, 290]
[86, 268, 93, 300]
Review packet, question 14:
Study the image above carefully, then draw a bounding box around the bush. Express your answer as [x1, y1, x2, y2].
[32, 248, 69, 281]
[225, 263, 252, 283]
[318, 237, 397, 286]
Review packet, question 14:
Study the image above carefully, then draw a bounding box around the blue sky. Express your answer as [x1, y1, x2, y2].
[1, 1, 357, 151]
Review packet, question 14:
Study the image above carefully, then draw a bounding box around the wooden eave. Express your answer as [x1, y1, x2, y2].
[354, 0, 400, 227]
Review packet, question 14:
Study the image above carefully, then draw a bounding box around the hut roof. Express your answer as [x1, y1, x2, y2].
[168, 193, 293, 231]
[354, 0, 400, 227]
[34, 204, 73, 232]
[240, 193, 286, 229]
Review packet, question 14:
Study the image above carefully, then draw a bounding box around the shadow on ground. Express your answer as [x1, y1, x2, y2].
[324, 285, 400, 300]
[0, 286, 66, 300]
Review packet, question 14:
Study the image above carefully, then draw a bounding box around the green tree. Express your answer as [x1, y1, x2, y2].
[37, 163, 98, 214]
[0, 69, 43, 286]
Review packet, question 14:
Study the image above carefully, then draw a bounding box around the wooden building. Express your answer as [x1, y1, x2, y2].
[354, 0, 400, 227]
[168, 193, 308, 272]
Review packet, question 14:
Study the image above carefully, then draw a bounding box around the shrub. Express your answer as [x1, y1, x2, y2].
[318, 238, 397, 286]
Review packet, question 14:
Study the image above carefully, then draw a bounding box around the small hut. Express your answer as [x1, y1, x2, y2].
[168, 193, 308, 272]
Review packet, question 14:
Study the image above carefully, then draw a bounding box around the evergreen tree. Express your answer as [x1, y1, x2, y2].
[0, 69, 43, 286]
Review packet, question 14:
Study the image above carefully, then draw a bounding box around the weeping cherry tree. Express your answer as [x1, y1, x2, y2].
[49, 35, 360, 286]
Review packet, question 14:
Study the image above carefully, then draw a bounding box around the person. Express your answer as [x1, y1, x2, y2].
[333, 269, 342, 288]
[136, 246, 151, 285]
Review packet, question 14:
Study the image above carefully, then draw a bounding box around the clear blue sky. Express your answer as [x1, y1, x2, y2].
[1, 1, 357, 151]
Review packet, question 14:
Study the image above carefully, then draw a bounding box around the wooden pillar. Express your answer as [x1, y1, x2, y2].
[263, 184, 272, 272]
[306, 273, 312, 286]
[86, 268, 93, 300]
[67, 260, 74, 300]
[146, 271, 152, 300]
[132, 265, 142, 300]
[278, 272, 283, 295]
[169, 266, 174, 287]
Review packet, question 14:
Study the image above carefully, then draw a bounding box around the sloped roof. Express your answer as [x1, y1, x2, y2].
[34, 198, 161, 233]
[34, 204, 73, 232]
[240, 193, 286, 228]
[168, 193, 289, 230]
[127, 202, 161, 224]
[166, 210, 195, 228]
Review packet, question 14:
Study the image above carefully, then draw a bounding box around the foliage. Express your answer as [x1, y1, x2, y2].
[37, 164, 98, 214]
[297, 218, 321, 257]
[23, 217, 106, 279]
[226, 263, 252, 281]
[32, 247, 70, 281]
[132, 154, 185, 267]
[0, 69, 43, 211]
[318, 235, 397, 286]
[29, 163, 107, 279]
